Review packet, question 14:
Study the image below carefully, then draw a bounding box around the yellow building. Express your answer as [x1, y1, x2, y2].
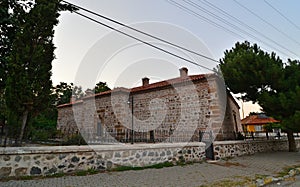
[242, 113, 279, 133]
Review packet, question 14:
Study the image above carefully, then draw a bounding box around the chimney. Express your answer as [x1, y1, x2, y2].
[179, 67, 188, 77]
[70, 95, 76, 103]
[142, 77, 150, 86]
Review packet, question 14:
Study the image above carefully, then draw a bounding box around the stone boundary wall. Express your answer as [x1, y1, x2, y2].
[0, 142, 206, 178]
[213, 138, 300, 160]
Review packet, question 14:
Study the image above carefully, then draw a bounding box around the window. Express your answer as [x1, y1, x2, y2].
[97, 121, 103, 136]
[255, 125, 262, 132]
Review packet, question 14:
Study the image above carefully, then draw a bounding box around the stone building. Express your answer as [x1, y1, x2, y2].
[57, 68, 242, 143]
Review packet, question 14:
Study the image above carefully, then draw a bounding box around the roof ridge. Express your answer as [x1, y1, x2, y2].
[57, 73, 216, 108]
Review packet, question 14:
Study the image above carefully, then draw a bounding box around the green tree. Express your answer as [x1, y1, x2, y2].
[0, 0, 22, 92]
[93, 81, 111, 94]
[3, 0, 76, 142]
[220, 41, 300, 151]
[54, 82, 74, 105]
[25, 81, 85, 142]
[0, 91, 5, 133]
[26, 108, 58, 141]
[54, 82, 85, 105]
[53, 81, 111, 106]
[0, 0, 25, 134]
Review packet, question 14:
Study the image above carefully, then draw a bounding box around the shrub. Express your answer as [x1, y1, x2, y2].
[236, 132, 245, 140]
[62, 134, 87, 145]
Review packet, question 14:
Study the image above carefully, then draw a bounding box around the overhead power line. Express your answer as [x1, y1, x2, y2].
[199, 0, 292, 57]
[69, 10, 218, 73]
[61, 0, 219, 64]
[168, 0, 292, 58]
[184, 0, 259, 39]
[167, 1, 244, 39]
[264, 0, 300, 31]
[185, 0, 293, 57]
[233, 0, 300, 56]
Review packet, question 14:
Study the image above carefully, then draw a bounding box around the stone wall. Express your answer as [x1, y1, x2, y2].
[57, 101, 84, 136]
[213, 138, 300, 160]
[0, 142, 205, 178]
[1, 139, 299, 177]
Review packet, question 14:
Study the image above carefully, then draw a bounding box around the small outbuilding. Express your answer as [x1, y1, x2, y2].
[242, 113, 280, 133]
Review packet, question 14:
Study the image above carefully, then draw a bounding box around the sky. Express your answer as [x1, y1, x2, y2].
[52, 0, 300, 117]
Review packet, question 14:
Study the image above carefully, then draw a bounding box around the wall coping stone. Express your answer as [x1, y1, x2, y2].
[214, 139, 287, 145]
[0, 142, 205, 155]
[214, 138, 300, 145]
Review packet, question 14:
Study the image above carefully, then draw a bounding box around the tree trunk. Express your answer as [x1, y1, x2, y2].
[19, 109, 29, 143]
[287, 130, 297, 152]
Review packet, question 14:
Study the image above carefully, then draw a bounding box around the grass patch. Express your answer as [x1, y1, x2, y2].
[111, 160, 201, 172]
[146, 161, 174, 169]
[75, 170, 88, 176]
[49, 172, 65, 178]
[276, 165, 300, 177]
[113, 165, 144, 172]
[112, 161, 175, 172]
[87, 168, 98, 175]
[255, 174, 268, 179]
[75, 167, 99, 176]
[201, 177, 254, 187]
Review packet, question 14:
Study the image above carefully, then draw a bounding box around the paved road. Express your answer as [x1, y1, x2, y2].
[1, 152, 300, 187]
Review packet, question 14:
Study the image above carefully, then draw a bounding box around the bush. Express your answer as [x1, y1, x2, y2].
[236, 132, 245, 140]
[62, 134, 87, 145]
[30, 129, 57, 141]
[26, 113, 57, 142]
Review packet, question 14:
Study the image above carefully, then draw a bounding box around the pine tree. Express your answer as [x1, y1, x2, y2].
[220, 41, 300, 151]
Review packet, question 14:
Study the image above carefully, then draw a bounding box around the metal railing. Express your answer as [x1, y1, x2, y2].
[0, 135, 32, 147]
[2, 130, 295, 147]
[243, 131, 289, 140]
[80, 129, 202, 144]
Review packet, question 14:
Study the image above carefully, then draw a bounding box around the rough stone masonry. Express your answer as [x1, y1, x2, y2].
[0, 142, 206, 177]
[57, 67, 242, 142]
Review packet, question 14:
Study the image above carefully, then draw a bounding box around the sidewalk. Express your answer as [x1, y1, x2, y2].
[1, 152, 300, 187]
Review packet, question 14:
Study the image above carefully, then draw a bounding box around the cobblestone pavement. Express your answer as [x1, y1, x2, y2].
[1, 152, 300, 187]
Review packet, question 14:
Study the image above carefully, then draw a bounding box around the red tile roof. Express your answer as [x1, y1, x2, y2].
[57, 73, 215, 108]
[241, 114, 280, 125]
[57, 100, 83, 108]
[131, 74, 211, 93]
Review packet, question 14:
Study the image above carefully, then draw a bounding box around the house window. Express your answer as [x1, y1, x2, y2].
[255, 125, 262, 132]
